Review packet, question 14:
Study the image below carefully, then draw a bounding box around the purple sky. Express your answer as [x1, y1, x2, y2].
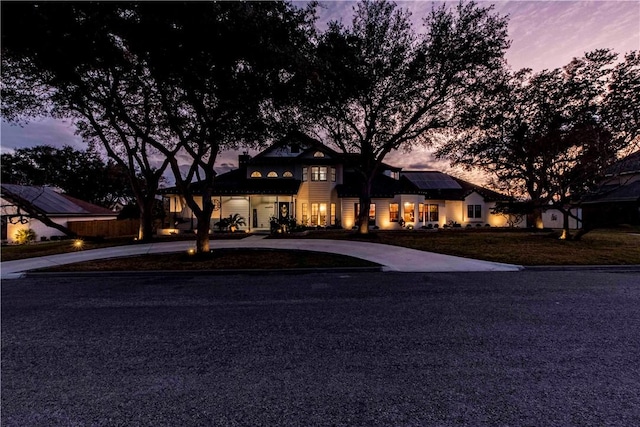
[2, 0, 639, 182]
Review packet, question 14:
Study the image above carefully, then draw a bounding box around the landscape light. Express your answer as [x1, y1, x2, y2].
[73, 239, 84, 250]
[187, 248, 196, 255]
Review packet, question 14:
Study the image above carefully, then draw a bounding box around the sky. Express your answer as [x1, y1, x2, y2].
[2, 0, 639, 182]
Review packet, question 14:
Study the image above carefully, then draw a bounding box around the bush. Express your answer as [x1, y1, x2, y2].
[14, 228, 37, 245]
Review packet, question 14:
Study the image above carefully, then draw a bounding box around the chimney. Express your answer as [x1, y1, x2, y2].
[238, 151, 250, 170]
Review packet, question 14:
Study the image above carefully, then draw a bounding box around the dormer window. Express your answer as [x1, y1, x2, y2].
[313, 151, 325, 158]
[283, 171, 293, 178]
[267, 171, 278, 178]
[251, 171, 262, 178]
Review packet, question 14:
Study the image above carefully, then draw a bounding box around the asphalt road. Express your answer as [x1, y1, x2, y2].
[2, 270, 640, 426]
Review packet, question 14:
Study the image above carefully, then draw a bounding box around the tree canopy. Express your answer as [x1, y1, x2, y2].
[303, 0, 510, 233]
[1, 144, 132, 209]
[1, 1, 316, 250]
[436, 49, 640, 236]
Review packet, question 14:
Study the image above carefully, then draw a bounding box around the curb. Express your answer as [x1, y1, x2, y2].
[21, 266, 384, 278]
[523, 265, 640, 272]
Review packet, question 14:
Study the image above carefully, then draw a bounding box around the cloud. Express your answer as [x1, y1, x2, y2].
[1, 118, 84, 153]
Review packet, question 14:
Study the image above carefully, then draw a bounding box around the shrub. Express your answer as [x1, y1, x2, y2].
[14, 228, 37, 245]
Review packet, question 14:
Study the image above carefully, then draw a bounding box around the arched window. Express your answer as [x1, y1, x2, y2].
[267, 171, 278, 178]
[250, 171, 262, 178]
[313, 151, 325, 158]
[283, 171, 293, 178]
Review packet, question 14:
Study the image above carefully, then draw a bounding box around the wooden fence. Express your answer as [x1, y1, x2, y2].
[68, 219, 139, 238]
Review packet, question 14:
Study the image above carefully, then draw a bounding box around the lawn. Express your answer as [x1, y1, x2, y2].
[3, 227, 639, 268]
[284, 227, 640, 266]
[34, 248, 379, 272]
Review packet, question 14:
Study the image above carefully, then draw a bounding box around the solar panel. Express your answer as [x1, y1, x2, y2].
[1, 184, 87, 214]
[402, 172, 461, 190]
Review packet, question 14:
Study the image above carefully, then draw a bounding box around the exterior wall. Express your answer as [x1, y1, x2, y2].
[484, 202, 527, 228]
[5, 215, 116, 243]
[542, 208, 582, 229]
[445, 200, 465, 225]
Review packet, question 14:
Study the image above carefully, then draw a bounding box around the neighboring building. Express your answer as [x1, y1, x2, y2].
[159, 134, 522, 233]
[1, 184, 117, 243]
[581, 150, 640, 227]
[541, 208, 583, 230]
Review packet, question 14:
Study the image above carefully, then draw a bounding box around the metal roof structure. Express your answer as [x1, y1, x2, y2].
[1, 184, 115, 216]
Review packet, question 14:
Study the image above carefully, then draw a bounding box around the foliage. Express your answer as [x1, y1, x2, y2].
[14, 228, 36, 245]
[216, 214, 247, 233]
[1, 3, 170, 241]
[491, 201, 532, 228]
[437, 49, 639, 237]
[1, 144, 132, 209]
[303, 0, 509, 234]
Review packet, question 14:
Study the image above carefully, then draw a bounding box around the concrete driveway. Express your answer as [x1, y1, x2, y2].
[1, 235, 522, 279]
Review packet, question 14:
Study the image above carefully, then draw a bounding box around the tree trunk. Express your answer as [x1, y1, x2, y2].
[137, 197, 155, 242]
[531, 207, 544, 229]
[559, 209, 571, 240]
[357, 178, 374, 235]
[194, 193, 215, 253]
[195, 215, 211, 253]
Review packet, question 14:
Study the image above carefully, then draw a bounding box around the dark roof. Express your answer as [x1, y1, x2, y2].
[0, 184, 116, 216]
[582, 180, 640, 204]
[159, 169, 302, 196]
[402, 171, 462, 190]
[400, 172, 510, 201]
[336, 172, 422, 198]
[605, 151, 640, 176]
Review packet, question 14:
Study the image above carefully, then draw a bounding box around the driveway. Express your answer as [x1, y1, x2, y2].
[1, 235, 522, 279]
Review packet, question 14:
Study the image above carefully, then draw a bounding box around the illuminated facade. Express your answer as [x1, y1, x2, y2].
[160, 134, 522, 233]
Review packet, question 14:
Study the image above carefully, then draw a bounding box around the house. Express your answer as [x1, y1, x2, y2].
[581, 150, 640, 227]
[159, 134, 522, 233]
[1, 184, 118, 243]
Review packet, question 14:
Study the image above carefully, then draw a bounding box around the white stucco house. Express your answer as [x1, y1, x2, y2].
[159, 134, 523, 233]
[1, 184, 117, 243]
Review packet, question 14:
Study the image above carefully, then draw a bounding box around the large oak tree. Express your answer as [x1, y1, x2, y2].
[303, 0, 510, 233]
[2, 2, 316, 250]
[436, 49, 639, 238]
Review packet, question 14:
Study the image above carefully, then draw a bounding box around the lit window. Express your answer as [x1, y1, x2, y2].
[404, 202, 415, 222]
[283, 171, 293, 178]
[313, 151, 325, 158]
[250, 171, 262, 178]
[331, 167, 336, 182]
[302, 203, 308, 225]
[311, 166, 327, 181]
[302, 167, 308, 181]
[267, 171, 278, 178]
[311, 203, 318, 226]
[389, 203, 399, 222]
[419, 204, 424, 222]
[467, 204, 482, 219]
[330, 203, 336, 225]
[429, 204, 439, 222]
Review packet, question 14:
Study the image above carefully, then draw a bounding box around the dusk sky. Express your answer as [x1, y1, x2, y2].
[1, 0, 639, 182]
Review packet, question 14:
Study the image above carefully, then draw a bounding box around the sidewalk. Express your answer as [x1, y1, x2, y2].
[1, 235, 523, 279]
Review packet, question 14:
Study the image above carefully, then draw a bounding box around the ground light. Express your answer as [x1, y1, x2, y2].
[187, 248, 196, 255]
[73, 239, 84, 250]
